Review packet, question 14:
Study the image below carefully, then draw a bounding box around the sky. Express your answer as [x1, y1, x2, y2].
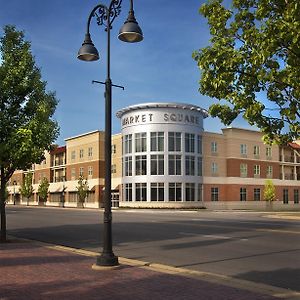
[0, 0, 251, 145]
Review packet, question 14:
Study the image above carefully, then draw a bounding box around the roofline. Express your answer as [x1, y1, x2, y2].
[116, 102, 209, 119]
[65, 130, 103, 141]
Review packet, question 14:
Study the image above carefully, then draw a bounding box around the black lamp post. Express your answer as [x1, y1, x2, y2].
[77, 0, 143, 267]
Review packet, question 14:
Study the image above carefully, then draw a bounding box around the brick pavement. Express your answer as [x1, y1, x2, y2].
[0, 238, 289, 300]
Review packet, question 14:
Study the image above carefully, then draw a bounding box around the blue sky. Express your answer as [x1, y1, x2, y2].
[0, 0, 250, 145]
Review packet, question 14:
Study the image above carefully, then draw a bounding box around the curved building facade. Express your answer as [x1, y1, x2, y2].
[116, 102, 208, 207]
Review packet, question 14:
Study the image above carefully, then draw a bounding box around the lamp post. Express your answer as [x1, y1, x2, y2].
[77, 0, 143, 267]
[13, 181, 17, 205]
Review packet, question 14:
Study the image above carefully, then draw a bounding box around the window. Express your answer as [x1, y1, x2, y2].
[169, 183, 182, 201]
[197, 157, 202, 176]
[168, 155, 181, 175]
[266, 147, 272, 158]
[135, 132, 147, 152]
[79, 167, 84, 177]
[125, 183, 132, 201]
[211, 162, 218, 175]
[240, 144, 247, 155]
[240, 187, 247, 201]
[294, 189, 299, 204]
[185, 133, 195, 153]
[79, 149, 84, 159]
[136, 183, 147, 201]
[151, 183, 164, 201]
[254, 188, 260, 201]
[88, 166, 93, 177]
[151, 132, 164, 151]
[88, 147, 93, 157]
[71, 151, 75, 160]
[211, 187, 219, 201]
[185, 156, 195, 176]
[254, 145, 260, 156]
[267, 165, 273, 178]
[240, 163, 247, 177]
[71, 168, 76, 179]
[125, 156, 132, 176]
[198, 184, 203, 201]
[112, 144, 116, 154]
[254, 165, 260, 176]
[197, 135, 202, 154]
[168, 132, 181, 151]
[124, 134, 132, 154]
[111, 164, 116, 174]
[283, 189, 289, 204]
[211, 141, 217, 153]
[135, 155, 147, 175]
[151, 155, 164, 175]
[185, 183, 195, 201]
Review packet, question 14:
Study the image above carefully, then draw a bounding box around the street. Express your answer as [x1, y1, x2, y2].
[6, 206, 300, 292]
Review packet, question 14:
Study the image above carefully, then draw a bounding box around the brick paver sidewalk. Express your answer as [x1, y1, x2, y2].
[0, 239, 284, 300]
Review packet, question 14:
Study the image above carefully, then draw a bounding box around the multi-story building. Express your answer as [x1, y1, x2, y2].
[6, 102, 300, 210]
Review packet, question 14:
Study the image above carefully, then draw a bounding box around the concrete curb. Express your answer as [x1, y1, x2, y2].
[7, 236, 300, 300]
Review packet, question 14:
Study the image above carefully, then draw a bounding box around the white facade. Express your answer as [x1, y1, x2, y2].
[116, 102, 208, 205]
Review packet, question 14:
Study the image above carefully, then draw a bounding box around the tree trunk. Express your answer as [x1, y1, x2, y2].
[0, 179, 7, 243]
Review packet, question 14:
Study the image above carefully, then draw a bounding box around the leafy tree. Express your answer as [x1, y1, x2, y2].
[0, 25, 59, 242]
[20, 172, 34, 204]
[38, 177, 49, 202]
[263, 179, 276, 202]
[193, 0, 300, 144]
[76, 176, 89, 205]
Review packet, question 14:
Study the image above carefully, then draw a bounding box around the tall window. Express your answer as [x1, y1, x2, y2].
[79, 149, 84, 158]
[185, 156, 195, 176]
[211, 187, 219, 201]
[151, 155, 164, 175]
[111, 164, 116, 174]
[135, 132, 147, 152]
[197, 135, 202, 154]
[169, 155, 181, 175]
[125, 156, 132, 176]
[197, 157, 202, 176]
[135, 155, 147, 175]
[254, 165, 260, 176]
[111, 144, 116, 154]
[71, 151, 75, 160]
[254, 145, 260, 156]
[186, 183, 195, 201]
[124, 134, 132, 154]
[240, 187, 247, 201]
[283, 189, 289, 204]
[198, 184, 203, 201]
[151, 132, 164, 151]
[266, 146, 272, 158]
[71, 168, 76, 179]
[168, 132, 181, 151]
[267, 165, 273, 178]
[185, 133, 195, 153]
[294, 189, 299, 204]
[151, 183, 164, 201]
[169, 183, 182, 201]
[254, 188, 260, 201]
[88, 147, 93, 157]
[79, 167, 84, 177]
[211, 162, 218, 175]
[211, 141, 217, 153]
[240, 144, 247, 155]
[88, 166, 93, 177]
[125, 183, 132, 201]
[136, 183, 147, 201]
[240, 163, 247, 177]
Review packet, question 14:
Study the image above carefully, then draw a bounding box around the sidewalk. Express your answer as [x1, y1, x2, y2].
[0, 238, 297, 300]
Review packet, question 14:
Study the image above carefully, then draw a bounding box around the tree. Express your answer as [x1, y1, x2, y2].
[76, 176, 89, 207]
[0, 25, 59, 242]
[263, 179, 276, 202]
[38, 177, 50, 203]
[193, 0, 300, 144]
[20, 172, 33, 205]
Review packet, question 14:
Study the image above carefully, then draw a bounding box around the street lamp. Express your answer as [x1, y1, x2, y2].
[77, 0, 143, 267]
[13, 181, 17, 205]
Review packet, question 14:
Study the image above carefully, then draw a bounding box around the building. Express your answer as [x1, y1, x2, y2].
[6, 102, 300, 210]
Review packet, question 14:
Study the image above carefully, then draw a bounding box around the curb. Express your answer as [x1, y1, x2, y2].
[7, 236, 300, 300]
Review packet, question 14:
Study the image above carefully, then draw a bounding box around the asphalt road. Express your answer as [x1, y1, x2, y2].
[6, 206, 300, 292]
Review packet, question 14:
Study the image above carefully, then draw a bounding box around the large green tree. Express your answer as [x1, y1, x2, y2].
[193, 0, 300, 144]
[20, 172, 34, 205]
[0, 25, 59, 242]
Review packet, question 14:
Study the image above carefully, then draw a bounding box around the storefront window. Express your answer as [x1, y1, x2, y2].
[151, 183, 164, 201]
[168, 155, 181, 175]
[169, 183, 182, 201]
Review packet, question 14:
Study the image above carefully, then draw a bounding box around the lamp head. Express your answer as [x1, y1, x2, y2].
[118, 10, 143, 43]
[77, 33, 99, 61]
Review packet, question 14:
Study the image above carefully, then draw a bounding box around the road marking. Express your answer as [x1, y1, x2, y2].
[256, 228, 300, 235]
